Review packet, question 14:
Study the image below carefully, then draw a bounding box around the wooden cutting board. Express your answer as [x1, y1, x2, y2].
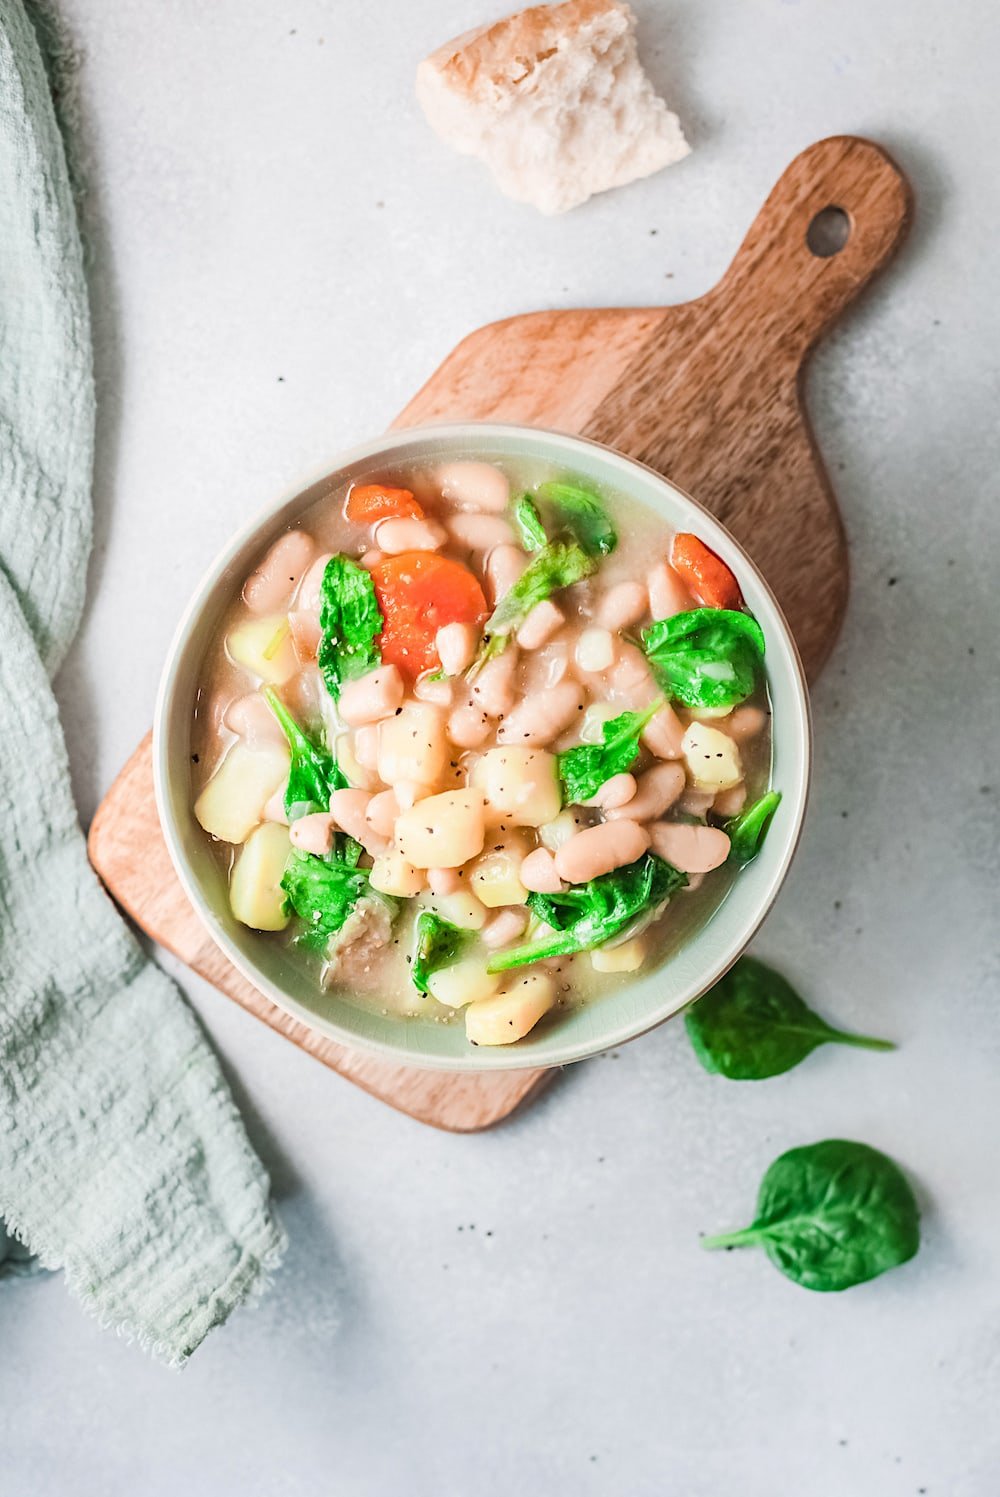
[88, 136, 911, 1131]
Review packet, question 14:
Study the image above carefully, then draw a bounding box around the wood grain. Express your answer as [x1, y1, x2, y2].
[88, 137, 911, 1130]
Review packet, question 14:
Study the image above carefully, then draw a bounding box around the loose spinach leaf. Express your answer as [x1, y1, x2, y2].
[411, 910, 471, 995]
[487, 853, 687, 972]
[317, 554, 383, 700]
[702, 1139, 920, 1291]
[263, 686, 347, 819]
[280, 852, 371, 951]
[642, 608, 765, 710]
[513, 494, 547, 552]
[469, 540, 597, 675]
[725, 790, 782, 865]
[685, 956, 895, 1080]
[536, 481, 617, 557]
[557, 701, 662, 805]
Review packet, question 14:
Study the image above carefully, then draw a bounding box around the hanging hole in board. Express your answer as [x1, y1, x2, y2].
[806, 205, 852, 258]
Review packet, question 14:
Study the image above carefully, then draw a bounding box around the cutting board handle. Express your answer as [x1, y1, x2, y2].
[705, 135, 913, 359]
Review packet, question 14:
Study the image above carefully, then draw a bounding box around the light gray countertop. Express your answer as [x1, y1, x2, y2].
[3, 1, 998, 1493]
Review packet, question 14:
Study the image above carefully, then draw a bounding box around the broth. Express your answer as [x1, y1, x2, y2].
[190, 453, 773, 1046]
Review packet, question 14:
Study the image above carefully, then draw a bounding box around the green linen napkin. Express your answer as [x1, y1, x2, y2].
[0, 0, 285, 1365]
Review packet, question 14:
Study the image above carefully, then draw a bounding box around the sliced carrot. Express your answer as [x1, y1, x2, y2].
[670, 532, 743, 611]
[345, 484, 424, 524]
[371, 552, 488, 679]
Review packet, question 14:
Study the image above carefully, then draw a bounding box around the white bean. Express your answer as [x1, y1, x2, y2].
[262, 788, 290, 826]
[427, 867, 462, 896]
[642, 703, 686, 760]
[597, 581, 648, 632]
[374, 517, 446, 554]
[436, 621, 479, 676]
[520, 847, 564, 894]
[554, 820, 650, 884]
[481, 907, 530, 949]
[575, 627, 615, 673]
[288, 812, 337, 856]
[713, 783, 747, 818]
[468, 649, 518, 719]
[677, 786, 715, 816]
[437, 461, 510, 513]
[446, 513, 515, 551]
[727, 704, 770, 742]
[353, 722, 380, 770]
[359, 548, 384, 570]
[223, 692, 287, 748]
[647, 559, 693, 621]
[297, 551, 333, 612]
[447, 701, 492, 748]
[414, 672, 454, 707]
[243, 531, 315, 615]
[364, 789, 400, 839]
[485, 544, 528, 604]
[288, 609, 321, 660]
[583, 772, 637, 810]
[496, 680, 584, 747]
[335, 733, 380, 792]
[329, 788, 390, 856]
[648, 823, 731, 873]
[516, 600, 564, 651]
[338, 665, 405, 726]
[607, 762, 685, 821]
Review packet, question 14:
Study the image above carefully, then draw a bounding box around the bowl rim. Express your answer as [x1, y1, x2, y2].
[154, 421, 812, 1073]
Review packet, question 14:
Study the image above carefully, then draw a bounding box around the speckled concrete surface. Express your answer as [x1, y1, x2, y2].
[3, 2, 998, 1494]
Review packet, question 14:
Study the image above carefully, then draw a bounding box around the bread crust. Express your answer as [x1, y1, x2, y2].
[421, 0, 629, 99]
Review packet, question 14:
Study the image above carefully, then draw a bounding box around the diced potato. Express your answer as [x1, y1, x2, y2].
[226, 615, 299, 685]
[427, 957, 501, 1009]
[470, 849, 528, 908]
[465, 971, 556, 1046]
[591, 936, 647, 974]
[229, 822, 291, 930]
[470, 746, 561, 828]
[421, 889, 488, 931]
[377, 702, 447, 788]
[194, 742, 290, 844]
[538, 809, 588, 852]
[395, 790, 486, 869]
[681, 721, 744, 792]
[578, 702, 620, 744]
[369, 851, 424, 898]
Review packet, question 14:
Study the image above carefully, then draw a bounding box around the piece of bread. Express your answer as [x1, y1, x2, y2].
[416, 0, 689, 215]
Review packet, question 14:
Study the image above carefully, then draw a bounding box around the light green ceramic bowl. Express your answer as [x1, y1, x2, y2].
[154, 424, 811, 1072]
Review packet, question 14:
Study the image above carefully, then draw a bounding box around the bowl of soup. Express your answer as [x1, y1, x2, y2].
[154, 424, 810, 1070]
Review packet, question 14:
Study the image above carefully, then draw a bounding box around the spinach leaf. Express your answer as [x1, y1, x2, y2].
[469, 540, 597, 675]
[725, 790, 782, 865]
[411, 910, 471, 995]
[280, 852, 372, 951]
[317, 554, 383, 700]
[685, 956, 894, 1080]
[513, 494, 547, 552]
[487, 540, 597, 637]
[557, 701, 662, 805]
[702, 1139, 920, 1291]
[642, 608, 765, 710]
[536, 481, 617, 556]
[487, 853, 686, 972]
[263, 686, 347, 819]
